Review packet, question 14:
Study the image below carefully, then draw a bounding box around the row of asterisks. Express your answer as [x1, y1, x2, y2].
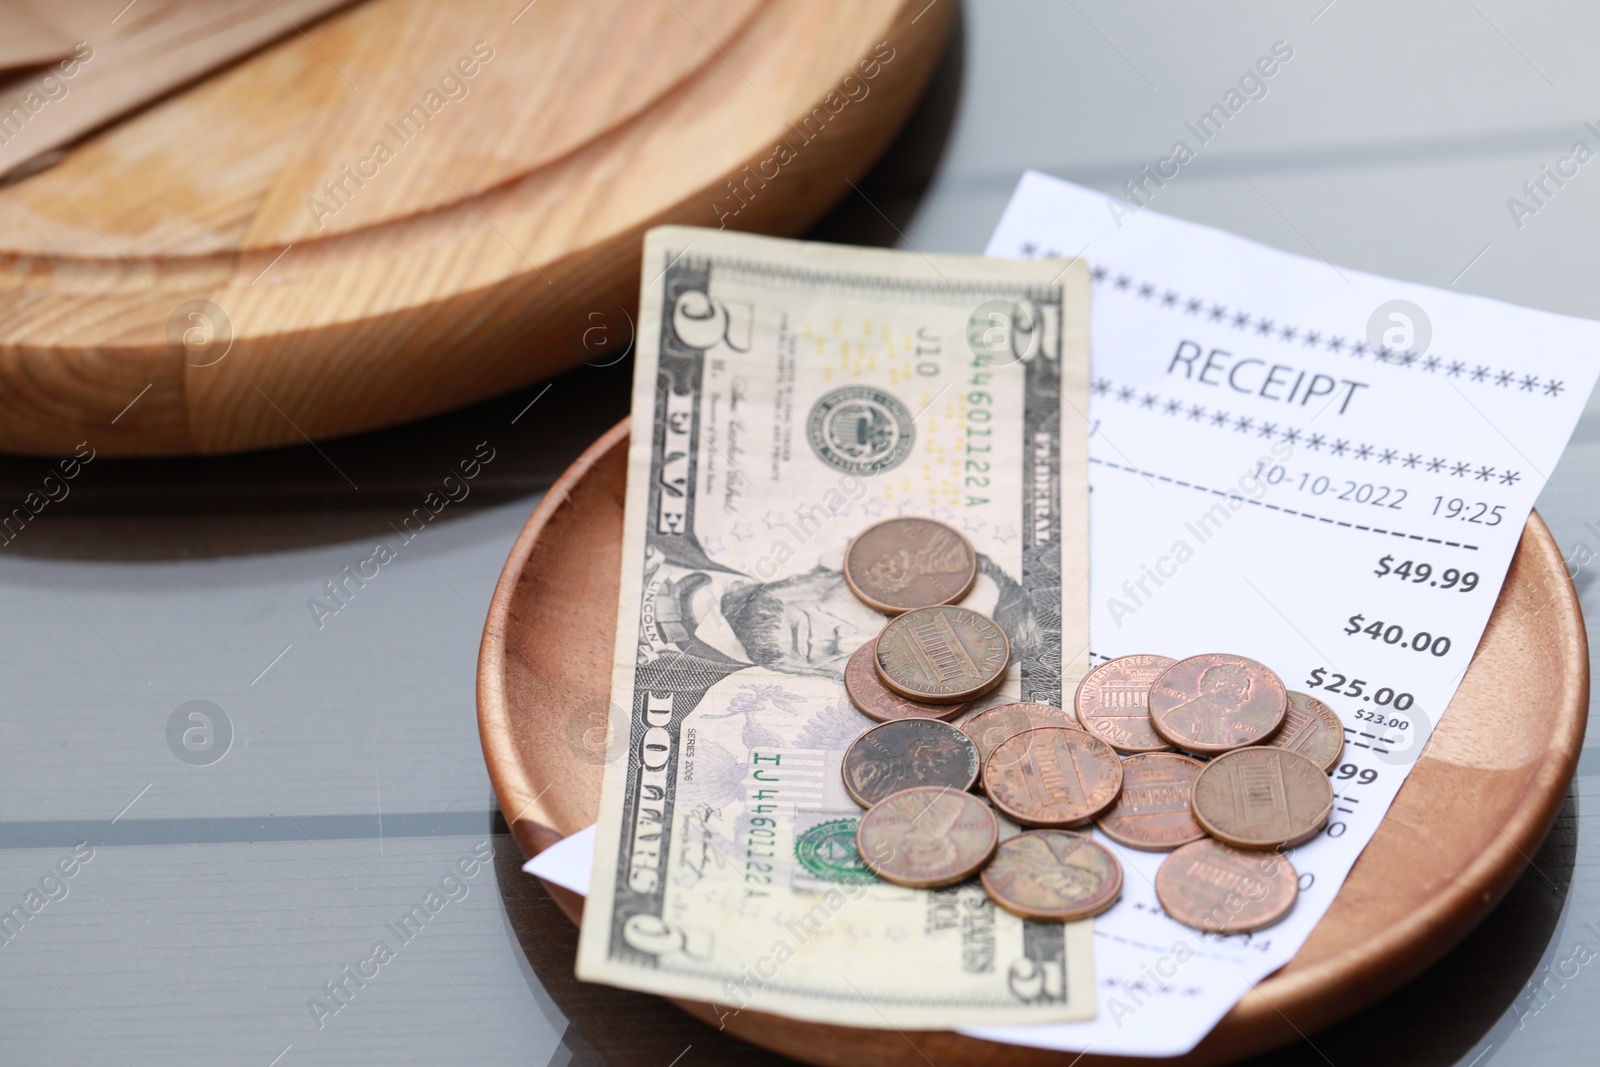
[1093, 266, 1565, 395]
[1017, 246, 1566, 397]
[1091, 378, 1522, 485]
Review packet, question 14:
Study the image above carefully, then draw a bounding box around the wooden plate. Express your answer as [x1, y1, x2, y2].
[0, 0, 951, 456]
[477, 419, 1589, 1066]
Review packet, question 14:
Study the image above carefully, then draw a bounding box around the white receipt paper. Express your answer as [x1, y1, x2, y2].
[528, 171, 1600, 1056]
[523, 824, 595, 897]
[961, 172, 1600, 1055]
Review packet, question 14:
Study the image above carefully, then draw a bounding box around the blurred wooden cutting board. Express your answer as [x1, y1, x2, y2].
[0, 1, 356, 177]
[0, 1, 75, 74]
[0, 0, 953, 455]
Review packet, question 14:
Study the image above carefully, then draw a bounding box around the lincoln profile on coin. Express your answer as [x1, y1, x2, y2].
[845, 517, 979, 613]
[846, 731, 970, 803]
[863, 531, 966, 593]
[898, 791, 964, 872]
[988, 833, 1099, 904]
[1159, 662, 1254, 746]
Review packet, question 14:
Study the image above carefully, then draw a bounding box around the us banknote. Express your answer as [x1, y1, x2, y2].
[575, 226, 1094, 1028]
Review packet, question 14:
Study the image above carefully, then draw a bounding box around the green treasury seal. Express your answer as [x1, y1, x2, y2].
[806, 385, 915, 475]
[795, 818, 877, 884]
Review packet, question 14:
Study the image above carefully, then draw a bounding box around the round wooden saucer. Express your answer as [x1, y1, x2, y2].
[477, 418, 1588, 1066]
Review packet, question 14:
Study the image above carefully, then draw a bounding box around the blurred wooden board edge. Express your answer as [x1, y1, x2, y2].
[0, 0, 954, 457]
[477, 418, 1589, 1066]
[0, 0, 74, 75]
[0, 0, 359, 182]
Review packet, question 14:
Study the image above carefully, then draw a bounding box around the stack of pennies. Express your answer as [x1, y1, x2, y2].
[835, 517, 1007, 895]
[1084, 652, 1342, 935]
[831, 516, 1345, 934]
[841, 517, 1009, 724]
[836, 517, 1124, 923]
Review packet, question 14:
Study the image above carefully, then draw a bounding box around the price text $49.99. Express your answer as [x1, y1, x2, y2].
[1373, 555, 1478, 591]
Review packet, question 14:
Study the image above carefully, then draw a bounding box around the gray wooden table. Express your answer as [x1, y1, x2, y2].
[3, 2, 1597, 1064]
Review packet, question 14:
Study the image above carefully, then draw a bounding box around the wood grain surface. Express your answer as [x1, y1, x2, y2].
[0, 1, 357, 180]
[0, 0, 953, 456]
[476, 419, 1589, 1066]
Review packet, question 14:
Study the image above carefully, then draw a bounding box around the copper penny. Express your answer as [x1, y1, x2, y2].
[1191, 747, 1334, 849]
[856, 787, 998, 889]
[1264, 690, 1345, 773]
[844, 638, 969, 722]
[959, 702, 1081, 762]
[1155, 838, 1299, 934]
[982, 727, 1123, 827]
[1074, 654, 1176, 753]
[1147, 653, 1288, 754]
[874, 605, 1010, 704]
[844, 517, 978, 614]
[980, 830, 1123, 921]
[841, 718, 980, 809]
[1094, 752, 1207, 851]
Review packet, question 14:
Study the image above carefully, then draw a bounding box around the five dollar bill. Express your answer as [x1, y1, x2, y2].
[576, 226, 1094, 1028]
